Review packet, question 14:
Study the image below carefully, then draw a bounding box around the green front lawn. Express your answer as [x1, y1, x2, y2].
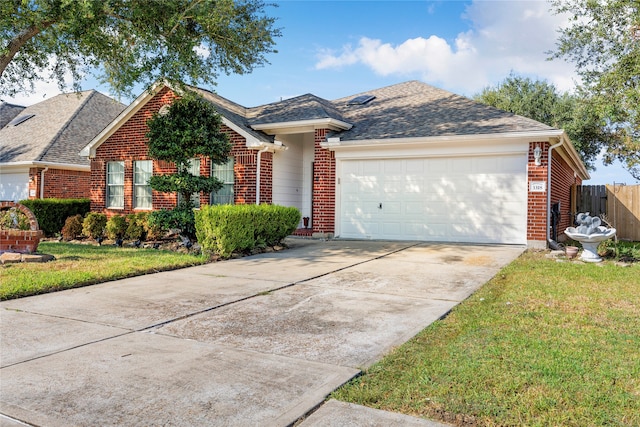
[332, 250, 640, 426]
[0, 242, 207, 300]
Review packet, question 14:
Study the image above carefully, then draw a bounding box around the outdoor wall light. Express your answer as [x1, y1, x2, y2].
[534, 144, 542, 166]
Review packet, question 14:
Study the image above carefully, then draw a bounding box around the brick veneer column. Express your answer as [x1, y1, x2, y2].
[527, 141, 549, 246]
[312, 129, 335, 236]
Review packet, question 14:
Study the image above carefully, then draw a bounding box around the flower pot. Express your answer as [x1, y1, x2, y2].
[565, 246, 579, 259]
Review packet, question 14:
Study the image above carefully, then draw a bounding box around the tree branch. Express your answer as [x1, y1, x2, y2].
[0, 20, 55, 78]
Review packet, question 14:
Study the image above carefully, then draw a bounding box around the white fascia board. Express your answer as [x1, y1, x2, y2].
[0, 161, 90, 172]
[251, 118, 352, 135]
[322, 130, 565, 150]
[556, 133, 590, 180]
[219, 116, 265, 148]
[80, 83, 167, 158]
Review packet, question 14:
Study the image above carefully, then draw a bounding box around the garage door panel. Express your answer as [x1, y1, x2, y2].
[339, 155, 527, 244]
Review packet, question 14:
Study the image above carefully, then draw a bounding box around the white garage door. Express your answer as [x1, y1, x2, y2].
[0, 172, 29, 202]
[339, 155, 527, 244]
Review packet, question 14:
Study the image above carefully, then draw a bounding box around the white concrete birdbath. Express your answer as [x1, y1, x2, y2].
[564, 213, 616, 263]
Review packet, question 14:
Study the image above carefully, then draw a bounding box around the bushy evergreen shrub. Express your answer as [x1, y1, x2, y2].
[61, 214, 84, 240]
[126, 212, 149, 240]
[82, 212, 107, 239]
[105, 215, 128, 240]
[19, 198, 90, 236]
[195, 204, 300, 257]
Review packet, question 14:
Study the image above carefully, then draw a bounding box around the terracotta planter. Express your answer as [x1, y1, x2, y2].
[565, 246, 579, 259]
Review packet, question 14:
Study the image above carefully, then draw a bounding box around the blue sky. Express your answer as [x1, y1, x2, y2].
[5, 0, 638, 185]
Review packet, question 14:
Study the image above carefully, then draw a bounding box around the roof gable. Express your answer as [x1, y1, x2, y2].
[83, 83, 275, 157]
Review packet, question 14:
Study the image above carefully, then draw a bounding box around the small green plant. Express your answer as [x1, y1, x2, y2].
[0, 207, 30, 230]
[61, 214, 84, 240]
[82, 212, 107, 240]
[147, 202, 196, 238]
[126, 212, 149, 240]
[105, 215, 128, 240]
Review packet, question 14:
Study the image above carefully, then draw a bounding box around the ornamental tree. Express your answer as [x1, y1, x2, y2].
[145, 91, 231, 205]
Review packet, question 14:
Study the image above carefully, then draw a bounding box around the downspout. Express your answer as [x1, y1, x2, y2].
[39, 166, 49, 199]
[255, 146, 269, 205]
[546, 138, 563, 246]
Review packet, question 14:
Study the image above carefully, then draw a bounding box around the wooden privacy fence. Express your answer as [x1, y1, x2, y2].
[573, 184, 640, 241]
[606, 184, 640, 242]
[573, 185, 607, 218]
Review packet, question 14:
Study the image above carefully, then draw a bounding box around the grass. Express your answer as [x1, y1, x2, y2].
[0, 242, 207, 300]
[331, 250, 640, 426]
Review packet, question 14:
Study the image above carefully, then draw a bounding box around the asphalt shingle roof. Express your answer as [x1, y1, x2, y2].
[189, 86, 273, 144]
[0, 91, 126, 165]
[198, 80, 554, 142]
[0, 102, 25, 129]
[331, 80, 555, 140]
[248, 94, 346, 125]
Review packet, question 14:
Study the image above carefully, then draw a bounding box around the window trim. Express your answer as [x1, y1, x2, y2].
[133, 160, 153, 210]
[106, 161, 125, 209]
[210, 156, 235, 205]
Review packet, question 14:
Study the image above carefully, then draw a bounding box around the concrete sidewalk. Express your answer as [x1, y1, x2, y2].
[1, 239, 524, 426]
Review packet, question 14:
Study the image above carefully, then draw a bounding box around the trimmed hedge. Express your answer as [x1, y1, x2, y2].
[195, 204, 300, 258]
[19, 198, 90, 236]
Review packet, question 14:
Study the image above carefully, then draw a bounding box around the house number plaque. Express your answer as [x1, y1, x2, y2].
[529, 181, 546, 192]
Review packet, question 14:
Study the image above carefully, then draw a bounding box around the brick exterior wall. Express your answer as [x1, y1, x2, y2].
[28, 168, 90, 199]
[550, 150, 582, 240]
[90, 86, 266, 215]
[312, 129, 335, 235]
[526, 141, 582, 246]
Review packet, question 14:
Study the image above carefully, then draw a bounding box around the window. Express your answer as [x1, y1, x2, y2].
[134, 160, 153, 209]
[211, 157, 235, 205]
[106, 161, 124, 208]
[178, 158, 201, 206]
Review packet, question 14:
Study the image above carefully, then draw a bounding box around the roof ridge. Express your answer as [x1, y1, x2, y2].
[37, 90, 96, 161]
[189, 86, 249, 117]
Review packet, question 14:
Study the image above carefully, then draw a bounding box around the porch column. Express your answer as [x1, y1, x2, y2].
[312, 129, 335, 237]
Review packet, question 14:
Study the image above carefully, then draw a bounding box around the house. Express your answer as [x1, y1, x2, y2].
[81, 81, 589, 248]
[0, 92, 126, 202]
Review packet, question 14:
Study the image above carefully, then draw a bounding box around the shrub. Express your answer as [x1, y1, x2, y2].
[19, 198, 90, 236]
[195, 204, 300, 258]
[147, 202, 196, 239]
[0, 207, 30, 230]
[61, 214, 84, 240]
[82, 212, 107, 240]
[105, 215, 128, 240]
[126, 212, 149, 241]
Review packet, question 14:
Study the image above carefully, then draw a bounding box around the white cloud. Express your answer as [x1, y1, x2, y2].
[1, 66, 75, 107]
[315, 0, 578, 95]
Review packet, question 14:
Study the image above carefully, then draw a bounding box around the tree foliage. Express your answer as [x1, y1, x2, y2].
[145, 91, 231, 203]
[475, 74, 617, 171]
[549, 0, 640, 180]
[0, 0, 280, 98]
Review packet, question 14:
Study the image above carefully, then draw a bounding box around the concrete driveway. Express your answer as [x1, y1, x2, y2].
[0, 239, 524, 426]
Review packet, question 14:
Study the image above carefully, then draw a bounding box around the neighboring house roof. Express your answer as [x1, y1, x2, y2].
[0, 91, 126, 168]
[330, 80, 554, 141]
[0, 102, 26, 128]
